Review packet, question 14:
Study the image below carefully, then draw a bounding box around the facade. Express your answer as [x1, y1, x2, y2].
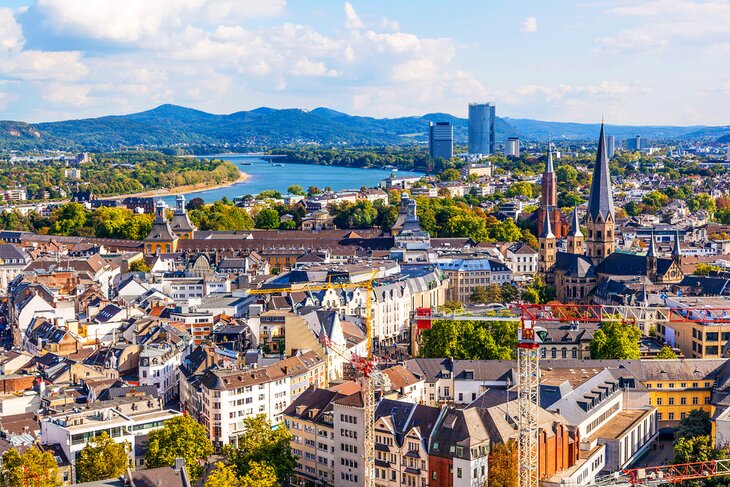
[139, 343, 185, 403]
[333, 392, 366, 487]
[170, 194, 197, 239]
[144, 200, 179, 254]
[437, 257, 512, 302]
[467, 102, 496, 156]
[429, 122, 453, 160]
[505, 136, 520, 157]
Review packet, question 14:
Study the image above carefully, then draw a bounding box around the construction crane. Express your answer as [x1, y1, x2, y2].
[246, 270, 379, 487]
[414, 302, 730, 487]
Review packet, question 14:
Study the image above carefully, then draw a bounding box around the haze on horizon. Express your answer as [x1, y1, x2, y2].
[0, 0, 728, 126]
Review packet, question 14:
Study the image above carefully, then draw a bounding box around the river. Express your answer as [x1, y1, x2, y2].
[162, 154, 423, 204]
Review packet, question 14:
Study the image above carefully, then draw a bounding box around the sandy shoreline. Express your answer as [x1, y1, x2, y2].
[99, 171, 250, 200]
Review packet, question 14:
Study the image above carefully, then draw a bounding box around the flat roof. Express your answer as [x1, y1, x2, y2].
[590, 409, 654, 441]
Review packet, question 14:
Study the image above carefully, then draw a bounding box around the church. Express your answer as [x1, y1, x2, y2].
[538, 123, 684, 303]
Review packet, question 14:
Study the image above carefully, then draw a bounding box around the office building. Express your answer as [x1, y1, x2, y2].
[505, 137, 520, 157]
[625, 135, 645, 151]
[607, 135, 616, 158]
[468, 102, 496, 155]
[428, 122, 453, 159]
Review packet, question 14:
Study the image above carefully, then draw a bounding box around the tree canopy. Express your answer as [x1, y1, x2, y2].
[419, 318, 518, 360]
[487, 440, 518, 487]
[589, 322, 641, 359]
[0, 447, 60, 487]
[145, 415, 213, 481]
[223, 415, 296, 485]
[656, 346, 679, 359]
[75, 432, 130, 483]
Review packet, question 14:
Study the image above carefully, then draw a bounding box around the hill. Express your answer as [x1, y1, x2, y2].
[0, 104, 727, 151]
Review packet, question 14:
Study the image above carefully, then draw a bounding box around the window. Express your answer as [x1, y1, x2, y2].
[693, 396, 699, 405]
[668, 398, 675, 405]
[680, 397, 686, 405]
[457, 468, 462, 479]
[656, 398, 663, 405]
[668, 413, 675, 420]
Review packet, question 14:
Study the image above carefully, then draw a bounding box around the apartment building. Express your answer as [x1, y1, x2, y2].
[139, 343, 185, 403]
[333, 392, 366, 487]
[169, 310, 213, 345]
[284, 388, 344, 487]
[436, 257, 512, 302]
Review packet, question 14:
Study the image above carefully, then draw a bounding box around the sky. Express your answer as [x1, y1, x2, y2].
[0, 0, 729, 125]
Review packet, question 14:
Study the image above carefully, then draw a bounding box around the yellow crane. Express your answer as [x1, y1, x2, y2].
[246, 270, 379, 487]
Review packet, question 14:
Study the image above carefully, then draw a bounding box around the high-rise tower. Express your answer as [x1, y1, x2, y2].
[585, 123, 615, 265]
[468, 102, 496, 155]
[537, 142, 566, 238]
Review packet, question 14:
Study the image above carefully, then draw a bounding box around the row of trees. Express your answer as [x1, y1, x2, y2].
[0, 151, 240, 201]
[0, 414, 296, 486]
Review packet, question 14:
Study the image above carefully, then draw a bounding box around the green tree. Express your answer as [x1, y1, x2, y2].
[239, 461, 278, 487]
[656, 346, 678, 359]
[49, 202, 87, 235]
[589, 322, 641, 359]
[438, 168, 461, 181]
[145, 415, 213, 481]
[674, 435, 723, 464]
[187, 197, 205, 211]
[505, 181, 540, 198]
[419, 319, 517, 360]
[688, 193, 716, 213]
[675, 409, 712, 441]
[205, 462, 240, 487]
[0, 447, 60, 487]
[254, 208, 281, 229]
[224, 415, 296, 484]
[442, 214, 489, 241]
[487, 440, 518, 487]
[129, 259, 150, 273]
[256, 190, 282, 200]
[75, 432, 130, 482]
[287, 185, 305, 196]
[521, 276, 555, 304]
[470, 284, 502, 304]
[500, 283, 520, 303]
[693, 262, 723, 276]
[489, 218, 522, 242]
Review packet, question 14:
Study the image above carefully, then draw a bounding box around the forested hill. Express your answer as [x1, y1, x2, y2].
[1, 104, 728, 151]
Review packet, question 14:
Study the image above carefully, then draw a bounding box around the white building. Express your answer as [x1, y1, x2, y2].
[139, 344, 185, 403]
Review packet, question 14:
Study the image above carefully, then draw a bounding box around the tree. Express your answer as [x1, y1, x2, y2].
[75, 432, 130, 482]
[487, 440, 518, 487]
[254, 208, 280, 229]
[205, 462, 240, 487]
[256, 190, 282, 200]
[145, 415, 213, 481]
[675, 409, 712, 441]
[470, 284, 502, 304]
[589, 322, 641, 359]
[239, 461, 278, 487]
[674, 435, 723, 464]
[489, 218, 523, 242]
[438, 168, 461, 181]
[0, 447, 60, 487]
[688, 193, 716, 213]
[49, 202, 87, 235]
[694, 262, 723, 276]
[225, 415, 296, 484]
[521, 276, 555, 304]
[500, 283, 520, 303]
[419, 319, 517, 360]
[287, 184, 305, 195]
[129, 258, 150, 273]
[656, 346, 678, 359]
[307, 186, 321, 196]
[187, 197, 205, 211]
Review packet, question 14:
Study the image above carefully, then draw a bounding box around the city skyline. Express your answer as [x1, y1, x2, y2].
[0, 0, 729, 125]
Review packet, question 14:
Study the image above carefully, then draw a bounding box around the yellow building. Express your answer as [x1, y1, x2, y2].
[637, 359, 726, 429]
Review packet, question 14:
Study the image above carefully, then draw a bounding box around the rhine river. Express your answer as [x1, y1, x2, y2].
[163, 154, 423, 204]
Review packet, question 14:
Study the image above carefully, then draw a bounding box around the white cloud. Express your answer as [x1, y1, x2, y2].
[0, 8, 24, 53]
[33, 0, 286, 45]
[380, 17, 400, 31]
[43, 83, 91, 106]
[344, 2, 364, 30]
[520, 16, 537, 33]
[598, 0, 730, 52]
[0, 50, 87, 81]
[289, 58, 338, 77]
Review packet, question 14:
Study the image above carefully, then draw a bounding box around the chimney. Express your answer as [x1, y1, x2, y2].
[174, 457, 185, 471]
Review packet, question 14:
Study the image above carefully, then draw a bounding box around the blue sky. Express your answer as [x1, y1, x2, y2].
[0, 0, 728, 125]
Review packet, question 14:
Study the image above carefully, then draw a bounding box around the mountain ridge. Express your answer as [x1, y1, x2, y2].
[1, 104, 728, 151]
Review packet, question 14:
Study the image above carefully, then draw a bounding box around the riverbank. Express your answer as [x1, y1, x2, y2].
[99, 171, 250, 200]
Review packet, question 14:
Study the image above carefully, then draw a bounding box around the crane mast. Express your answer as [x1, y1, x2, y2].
[517, 310, 540, 487]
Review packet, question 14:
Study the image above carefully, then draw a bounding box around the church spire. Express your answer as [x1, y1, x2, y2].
[568, 207, 583, 237]
[672, 230, 682, 266]
[586, 122, 615, 222]
[540, 206, 555, 239]
[647, 230, 657, 257]
[546, 134, 554, 173]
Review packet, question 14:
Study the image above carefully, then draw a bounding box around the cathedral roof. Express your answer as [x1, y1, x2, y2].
[595, 252, 673, 277]
[568, 208, 583, 237]
[586, 123, 615, 222]
[554, 252, 595, 278]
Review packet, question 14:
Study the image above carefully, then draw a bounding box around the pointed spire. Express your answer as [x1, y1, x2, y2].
[546, 134, 554, 173]
[540, 207, 555, 239]
[568, 207, 583, 237]
[673, 230, 682, 257]
[647, 230, 657, 257]
[586, 122, 615, 221]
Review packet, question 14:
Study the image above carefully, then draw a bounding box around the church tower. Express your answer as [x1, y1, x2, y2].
[170, 194, 197, 239]
[144, 200, 179, 255]
[538, 207, 557, 282]
[537, 141, 565, 238]
[646, 231, 657, 282]
[585, 123, 615, 265]
[672, 231, 682, 266]
[566, 207, 584, 254]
